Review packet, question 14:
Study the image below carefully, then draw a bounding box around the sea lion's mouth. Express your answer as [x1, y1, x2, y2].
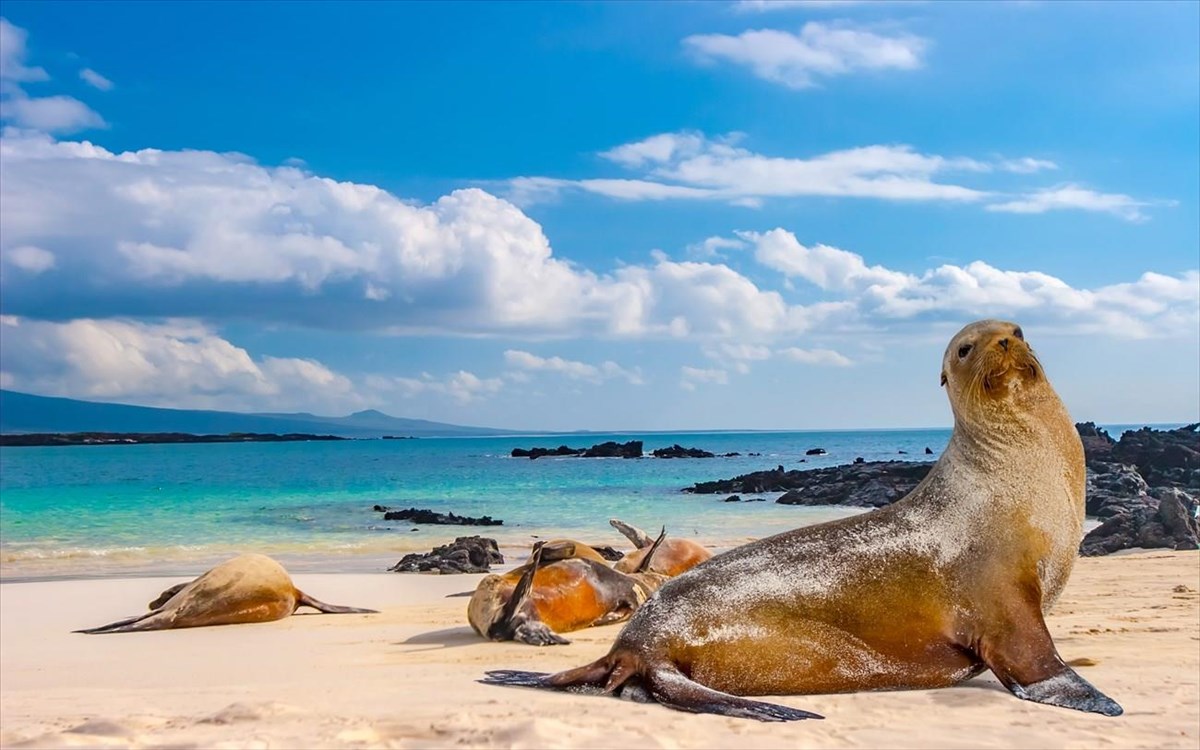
[976, 342, 1042, 397]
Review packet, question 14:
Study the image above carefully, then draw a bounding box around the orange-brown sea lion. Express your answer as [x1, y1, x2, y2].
[609, 519, 712, 576]
[76, 553, 377, 633]
[483, 320, 1122, 721]
[468, 532, 669, 646]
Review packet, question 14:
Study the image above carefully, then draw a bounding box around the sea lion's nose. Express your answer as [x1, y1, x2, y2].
[999, 338, 1009, 351]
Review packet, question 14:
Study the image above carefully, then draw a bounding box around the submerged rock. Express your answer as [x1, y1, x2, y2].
[389, 536, 505, 573]
[805, 448, 827, 456]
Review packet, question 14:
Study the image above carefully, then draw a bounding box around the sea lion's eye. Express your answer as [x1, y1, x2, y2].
[957, 344, 973, 359]
[1013, 327, 1023, 340]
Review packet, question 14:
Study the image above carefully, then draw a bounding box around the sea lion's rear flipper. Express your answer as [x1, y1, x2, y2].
[976, 583, 1123, 717]
[609, 519, 653, 548]
[480, 659, 822, 722]
[486, 542, 569, 646]
[294, 593, 378, 615]
[148, 582, 189, 610]
[634, 527, 667, 574]
[74, 610, 171, 634]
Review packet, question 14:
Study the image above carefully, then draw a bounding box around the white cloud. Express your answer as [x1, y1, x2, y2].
[0, 131, 825, 342]
[376, 370, 504, 404]
[684, 22, 927, 90]
[0, 18, 48, 83]
[998, 157, 1058, 174]
[687, 235, 749, 259]
[986, 184, 1164, 222]
[519, 132, 999, 207]
[0, 20, 105, 134]
[680, 365, 730, 391]
[0, 316, 364, 412]
[2, 244, 55, 273]
[503, 349, 643, 385]
[739, 228, 1200, 338]
[79, 68, 114, 91]
[777, 346, 852, 366]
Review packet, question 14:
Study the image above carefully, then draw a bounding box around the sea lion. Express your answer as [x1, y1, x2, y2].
[468, 532, 670, 646]
[76, 553, 377, 633]
[483, 320, 1122, 721]
[610, 519, 712, 576]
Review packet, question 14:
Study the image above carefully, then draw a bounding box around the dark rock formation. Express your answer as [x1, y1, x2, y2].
[511, 440, 643, 459]
[0, 431, 345, 447]
[374, 506, 502, 526]
[1085, 463, 1154, 518]
[723, 495, 742, 503]
[1108, 423, 1200, 488]
[805, 448, 827, 456]
[1076, 422, 1116, 461]
[924, 447, 933, 455]
[388, 536, 505, 573]
[853, 457, 865, 464]
[1080, 488, 1199, 556]
[686, 461, 934, 508]
[653, 444, 716, 459]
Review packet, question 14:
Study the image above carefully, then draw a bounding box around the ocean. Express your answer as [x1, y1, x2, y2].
[0, 425, 1157, 580]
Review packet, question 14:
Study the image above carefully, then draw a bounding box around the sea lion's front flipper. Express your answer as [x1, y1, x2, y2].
[609, 519, 653, 548]
[148, 582, 189, 610]
[976, 583, 1123, 717]
[487, 543, 569, 646]
[294, 592, 378, 615]
[538, 540, 584, 563]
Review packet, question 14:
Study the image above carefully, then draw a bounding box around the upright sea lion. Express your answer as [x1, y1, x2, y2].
[610, 519, 712, 576]
[483, 320, 1122, 720]
[468, 532, 669, 646]
[76, 553, 377, 633]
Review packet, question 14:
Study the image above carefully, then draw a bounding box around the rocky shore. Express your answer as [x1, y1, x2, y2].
[684, 423, 1199, 555]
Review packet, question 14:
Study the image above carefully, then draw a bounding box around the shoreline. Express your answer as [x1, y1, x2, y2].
[1, 549, 1196, 749]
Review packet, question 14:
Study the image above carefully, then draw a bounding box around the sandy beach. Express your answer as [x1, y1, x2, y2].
[0, 549, 1195, 750]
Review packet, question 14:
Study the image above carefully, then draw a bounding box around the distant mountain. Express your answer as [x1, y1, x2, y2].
[0, 390, 513, 438]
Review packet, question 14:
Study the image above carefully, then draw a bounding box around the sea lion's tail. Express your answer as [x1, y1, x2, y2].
[295, 592, 378, 615]
[481, 654, 822, 722]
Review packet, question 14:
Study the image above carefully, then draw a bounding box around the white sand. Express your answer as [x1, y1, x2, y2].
[1, 550, 1197, 749]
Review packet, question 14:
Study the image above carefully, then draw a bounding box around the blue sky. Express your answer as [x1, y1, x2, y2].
[0, 1, 1197, 430]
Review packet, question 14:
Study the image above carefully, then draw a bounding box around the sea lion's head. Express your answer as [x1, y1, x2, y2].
[941, 319, 1049, 425]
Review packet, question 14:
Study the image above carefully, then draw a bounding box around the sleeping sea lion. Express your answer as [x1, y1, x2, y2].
[609, 519, 712, 576]
[482, 320, 1123, 721]
[76, 553, 376, 633]
[468, 532, 669, 646]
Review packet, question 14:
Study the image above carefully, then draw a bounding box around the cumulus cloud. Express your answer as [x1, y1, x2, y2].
[79, 68, 114, 91]
[997, 157, 1058, 174]
[0, 131, 822, 342]
[0, 316, 364, 412]
[0, 19, 105, 134]
[680, 365, 730, 391]
[777, 346, 852, 366]
[2, 244, 56, 273]
[739, 228, 1200, 338]
[986, 184, 1166, 222]
[684, 22, 927, 90]
[503, 349, 643, 385]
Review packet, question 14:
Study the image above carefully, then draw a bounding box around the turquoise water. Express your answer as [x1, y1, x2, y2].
[4, 424, 1161, 579]
[1, 429, 956, 579]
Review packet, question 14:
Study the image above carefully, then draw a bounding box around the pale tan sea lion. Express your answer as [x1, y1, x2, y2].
[76, 553, 377, 633]
[483, 320, 1123, 721]
[609, 519, 712, 576]
[468, 532, 669, 646]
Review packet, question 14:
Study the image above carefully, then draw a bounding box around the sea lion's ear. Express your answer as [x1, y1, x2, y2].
[940, 371, 947, 387]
